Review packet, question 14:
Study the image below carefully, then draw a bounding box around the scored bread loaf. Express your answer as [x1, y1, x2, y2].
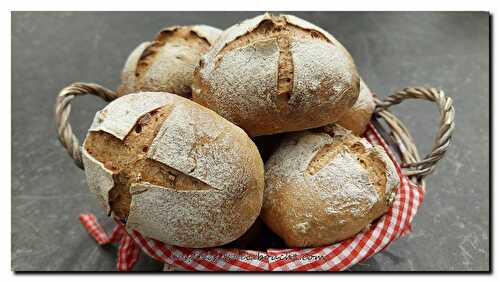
[261, 125, 399, 247]
[82, 92, 264, 248]
[117, 25, 222, 98]
[192, 13, 360, 137]
[336, 79, 376, 135]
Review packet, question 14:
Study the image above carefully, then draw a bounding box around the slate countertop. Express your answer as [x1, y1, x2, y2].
[12, 11, 489, 271]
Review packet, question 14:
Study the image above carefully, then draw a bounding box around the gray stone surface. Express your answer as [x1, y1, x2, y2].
[11, 11, 489, 271]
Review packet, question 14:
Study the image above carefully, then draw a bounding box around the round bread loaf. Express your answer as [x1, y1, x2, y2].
[82, 92, 264, 248]
[261, 125, 399, 247]
[336, 79, 375, 135]
[117, 25, 222, 98]
[192, 13, 360, 137]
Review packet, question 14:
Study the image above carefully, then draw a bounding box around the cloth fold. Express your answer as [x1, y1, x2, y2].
[79, 214, 140, 271]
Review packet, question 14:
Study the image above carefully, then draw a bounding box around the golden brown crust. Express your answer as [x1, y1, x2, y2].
[261, 125, 399, 247]
[192, 13, 360, 137]
[83, 92, 264, 248]
[336, 79, 376, 135]
[85, 107, 214, 219]
[85, 107, 180, 219]
[117, 25, 222, 98]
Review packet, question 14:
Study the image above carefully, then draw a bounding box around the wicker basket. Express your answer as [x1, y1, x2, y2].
[54, 82, 455, 271]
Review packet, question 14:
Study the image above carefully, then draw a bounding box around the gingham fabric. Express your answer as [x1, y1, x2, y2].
[79, 123, 424, 271]
[79, 214, 140, 271]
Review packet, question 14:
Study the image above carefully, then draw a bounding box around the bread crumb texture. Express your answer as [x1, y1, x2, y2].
[261, 125, 400, 247]
[83, 92, 264, 248]
[117, 25, 222, 98]
[193, 13, 360, 136]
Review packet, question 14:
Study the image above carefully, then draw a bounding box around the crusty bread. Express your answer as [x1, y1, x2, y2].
[261, 125, 399, 247]
[192, 13, 360, 137]
[117, 25, 222, 98]
[336, 79, 376, 135]
[82, 92, 264, 248]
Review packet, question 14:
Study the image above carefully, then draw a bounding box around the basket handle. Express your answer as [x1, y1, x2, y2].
[55, 83, 455, 180]
[374, 87, 455, 182]
[54, 82, 117, 169]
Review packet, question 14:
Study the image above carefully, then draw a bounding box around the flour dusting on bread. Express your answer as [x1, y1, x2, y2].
[82, 148, 115, 214]
[89, 92, 174, 140]
[193, 13, 360, 136]
[262, 125, 400, 247]
[83, 92, 264, 248]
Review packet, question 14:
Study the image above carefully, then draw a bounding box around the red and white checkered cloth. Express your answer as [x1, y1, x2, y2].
[79, 123, 424, 271]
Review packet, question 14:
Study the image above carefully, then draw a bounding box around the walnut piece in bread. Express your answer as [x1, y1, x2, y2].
[336, 79, 376, 135]
[193, 13, 360, 137]
[82, 92, 264, 248]
[117, 25, 222, 98]
[261, 125, 399, 247]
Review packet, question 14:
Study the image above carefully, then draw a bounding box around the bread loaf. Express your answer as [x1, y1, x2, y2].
[117, 25, 222, 98]
[336, 79, 375, 135]
[261, 125, 399, 247]
[192, 13, 360, 137]
[82, 92, 264, 248]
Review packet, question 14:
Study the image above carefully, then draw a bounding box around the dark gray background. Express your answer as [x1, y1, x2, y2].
[12, 12, 489, 271]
